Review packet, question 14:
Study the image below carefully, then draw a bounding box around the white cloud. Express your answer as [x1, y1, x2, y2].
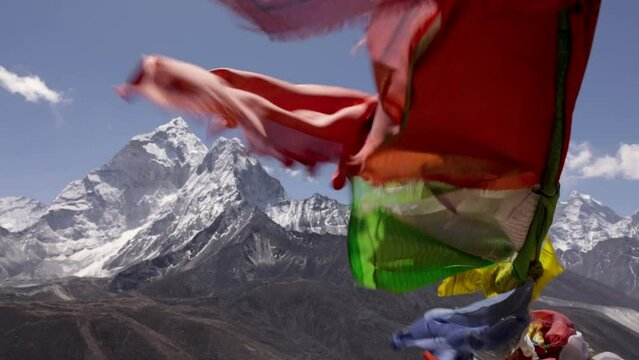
[0, 65, 65, 104]
[619, 144, 639, 179]
[283, 167, 318, 183]
[262, 164, 316, 183]
[581, 155, 621, 178]
[565, 142, 639, 180]
[565, 142, 592, 170]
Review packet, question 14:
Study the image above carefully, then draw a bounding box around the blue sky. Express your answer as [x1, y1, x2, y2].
[1, 0, 638, 215]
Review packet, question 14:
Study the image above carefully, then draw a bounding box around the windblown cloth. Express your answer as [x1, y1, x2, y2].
[391, 282, 533, 360]
[119, 0, 601, 296]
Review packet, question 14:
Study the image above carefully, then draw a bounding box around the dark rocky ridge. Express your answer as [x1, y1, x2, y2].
[557, 237, 639, 299]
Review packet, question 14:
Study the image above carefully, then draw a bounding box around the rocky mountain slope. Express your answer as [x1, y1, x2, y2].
[550, 192, 639, 298]
[0, 119, 636, 360]
[0, 119, 348, 282]
[0, 196, 46, 232]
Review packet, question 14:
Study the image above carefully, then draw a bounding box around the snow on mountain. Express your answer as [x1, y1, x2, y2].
[0, 118, 209, 280]
[12, 116, 634, 287]
[96, 136, 289, 276]
[550, 191, 637, 252]
[0, 197, 46, 232]
[615, 210, 639, 239]
[550, 191, 639, 297]
[0, 118, 349, 282]
[266, 193, 349, 236]
[45, 117, 207, 242]
[100, 136, 348, 277]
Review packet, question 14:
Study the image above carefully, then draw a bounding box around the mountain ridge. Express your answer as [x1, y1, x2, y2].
[0, 118, 349, 282]
[1, 119, 637, 298]
[550, 191, 639, 298]
[0, 119, 636, 359]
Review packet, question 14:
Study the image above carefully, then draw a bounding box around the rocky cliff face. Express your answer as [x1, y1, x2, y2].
[0, 196, 46, 232]
[550, 191, 639, 298]
[0, 119, 350, 282]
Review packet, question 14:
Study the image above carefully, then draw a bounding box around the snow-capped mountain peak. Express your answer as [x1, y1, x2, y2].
[551, 191, 637, 251]
[195, 136, 287, 206]
[266, 192, 349, 236]
[1, 118, 637, 300]
[44, 118, 208, 242]
[562, 191, 621, 223]
[119, 117, 207, 169]
[0, 196, 47, 232]
[542, 191, 639, 298]
[0, 119, 350, 282]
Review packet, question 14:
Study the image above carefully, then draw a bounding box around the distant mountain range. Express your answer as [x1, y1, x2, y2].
[0, 196, 46, 232]
[0, 119, 636, 360]
[0, 118, 347, 281]
[550, 192, 639, 298]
